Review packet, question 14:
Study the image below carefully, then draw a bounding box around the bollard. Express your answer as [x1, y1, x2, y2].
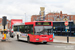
[53, 33, 54, 38]
[67, 32, 69, 43]
[1, 32, 6, 41]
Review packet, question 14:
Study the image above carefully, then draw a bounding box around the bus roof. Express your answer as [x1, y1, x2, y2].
[13, 23, 25, 26]
[25, 21, 53, 25]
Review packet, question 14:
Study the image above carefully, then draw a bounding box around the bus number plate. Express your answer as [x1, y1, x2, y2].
[42, 40, 46, 42]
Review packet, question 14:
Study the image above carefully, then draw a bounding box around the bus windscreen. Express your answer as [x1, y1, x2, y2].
[36, 22, 51, 25]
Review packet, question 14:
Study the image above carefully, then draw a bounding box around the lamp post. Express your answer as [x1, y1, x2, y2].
[25, 13, 26, 22]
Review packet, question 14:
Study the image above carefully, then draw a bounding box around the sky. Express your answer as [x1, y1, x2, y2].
[0, 0, 75, 22]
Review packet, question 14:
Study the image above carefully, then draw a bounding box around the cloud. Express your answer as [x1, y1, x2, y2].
[0, 0, 75, 22]
[62, 0, 75, 14]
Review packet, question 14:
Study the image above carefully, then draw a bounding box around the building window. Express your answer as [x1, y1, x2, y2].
[34, 18, 35, 20]
[53, 13, 55, 14]
[71, 16, 73, 18]
[48, 19, 50, 21]
[48, 15, 50, 18]
[57, 15, 59, 16]
[48, 19, 52, 21]
[50, 15, 52, 17]
[55, 15, 56, 17]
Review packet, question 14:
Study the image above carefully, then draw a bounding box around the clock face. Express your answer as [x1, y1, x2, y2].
[63, 18, 68, 21]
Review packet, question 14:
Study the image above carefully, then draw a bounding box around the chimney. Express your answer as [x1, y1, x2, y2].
[60, 11, 62, 18]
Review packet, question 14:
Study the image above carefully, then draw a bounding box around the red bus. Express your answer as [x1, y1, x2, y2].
[13, 21, 53, 44]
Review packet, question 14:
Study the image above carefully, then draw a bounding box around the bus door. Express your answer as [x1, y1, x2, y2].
[19, 25, 28, 40]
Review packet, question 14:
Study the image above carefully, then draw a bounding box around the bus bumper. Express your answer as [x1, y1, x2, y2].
[33, 38, 53, 42]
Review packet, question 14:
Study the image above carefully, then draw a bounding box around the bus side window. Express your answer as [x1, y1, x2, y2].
[27, 25, 31, 33]
[25, 29, 27, 33]
[14, 26, 18, 31]
[19, 25, 24, 33]
[30, 26, 33, 33]
[25, 25, 28, 33]
[27, 29, 30, 33]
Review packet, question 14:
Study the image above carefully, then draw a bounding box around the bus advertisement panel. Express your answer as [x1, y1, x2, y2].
[13, 21, 53, 44]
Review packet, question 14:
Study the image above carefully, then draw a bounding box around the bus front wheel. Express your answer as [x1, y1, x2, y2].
[17, 35, 19, 41]
[27, 37, 30, 43]
[43, 42, 47, 44]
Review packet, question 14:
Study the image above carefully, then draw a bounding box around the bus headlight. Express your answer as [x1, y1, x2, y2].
[36, 38, 39, 41]
[49, 38, 52, 40]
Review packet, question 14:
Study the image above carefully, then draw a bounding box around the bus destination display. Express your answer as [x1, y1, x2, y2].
[36, 22, 51, 25]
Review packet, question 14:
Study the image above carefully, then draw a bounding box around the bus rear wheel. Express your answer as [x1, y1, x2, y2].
[17, 35, 19, 41]
[43, 42, 47, 44]
[27, 37, 30, 43]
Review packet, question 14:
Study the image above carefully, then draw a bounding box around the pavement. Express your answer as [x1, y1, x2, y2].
[53, 36, 75, 44]
[0, 37, 75, 50]
[0, 33, 75, 44]
[0, 35, 75, 50]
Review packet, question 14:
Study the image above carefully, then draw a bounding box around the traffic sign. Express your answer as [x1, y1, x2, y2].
[65, 21, 68, 26]
[66, 26, 69, 29]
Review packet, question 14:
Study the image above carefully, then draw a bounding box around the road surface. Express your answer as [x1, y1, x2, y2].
[0, 37, 75, 50]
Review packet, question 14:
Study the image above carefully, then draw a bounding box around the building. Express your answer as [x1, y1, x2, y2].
[31, 15, 40, 22]
[31, 11, 75, 36]
[31, 11, 75, 22]
[46, 11, 75, 21]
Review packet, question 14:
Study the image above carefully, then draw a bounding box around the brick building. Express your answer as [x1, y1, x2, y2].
[31, 15, 40, 22]
[31, 11, 75, 22]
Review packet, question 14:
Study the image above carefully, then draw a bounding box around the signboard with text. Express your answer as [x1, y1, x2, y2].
[36, 22, 51, 25]
[66, 26, 69, 29]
